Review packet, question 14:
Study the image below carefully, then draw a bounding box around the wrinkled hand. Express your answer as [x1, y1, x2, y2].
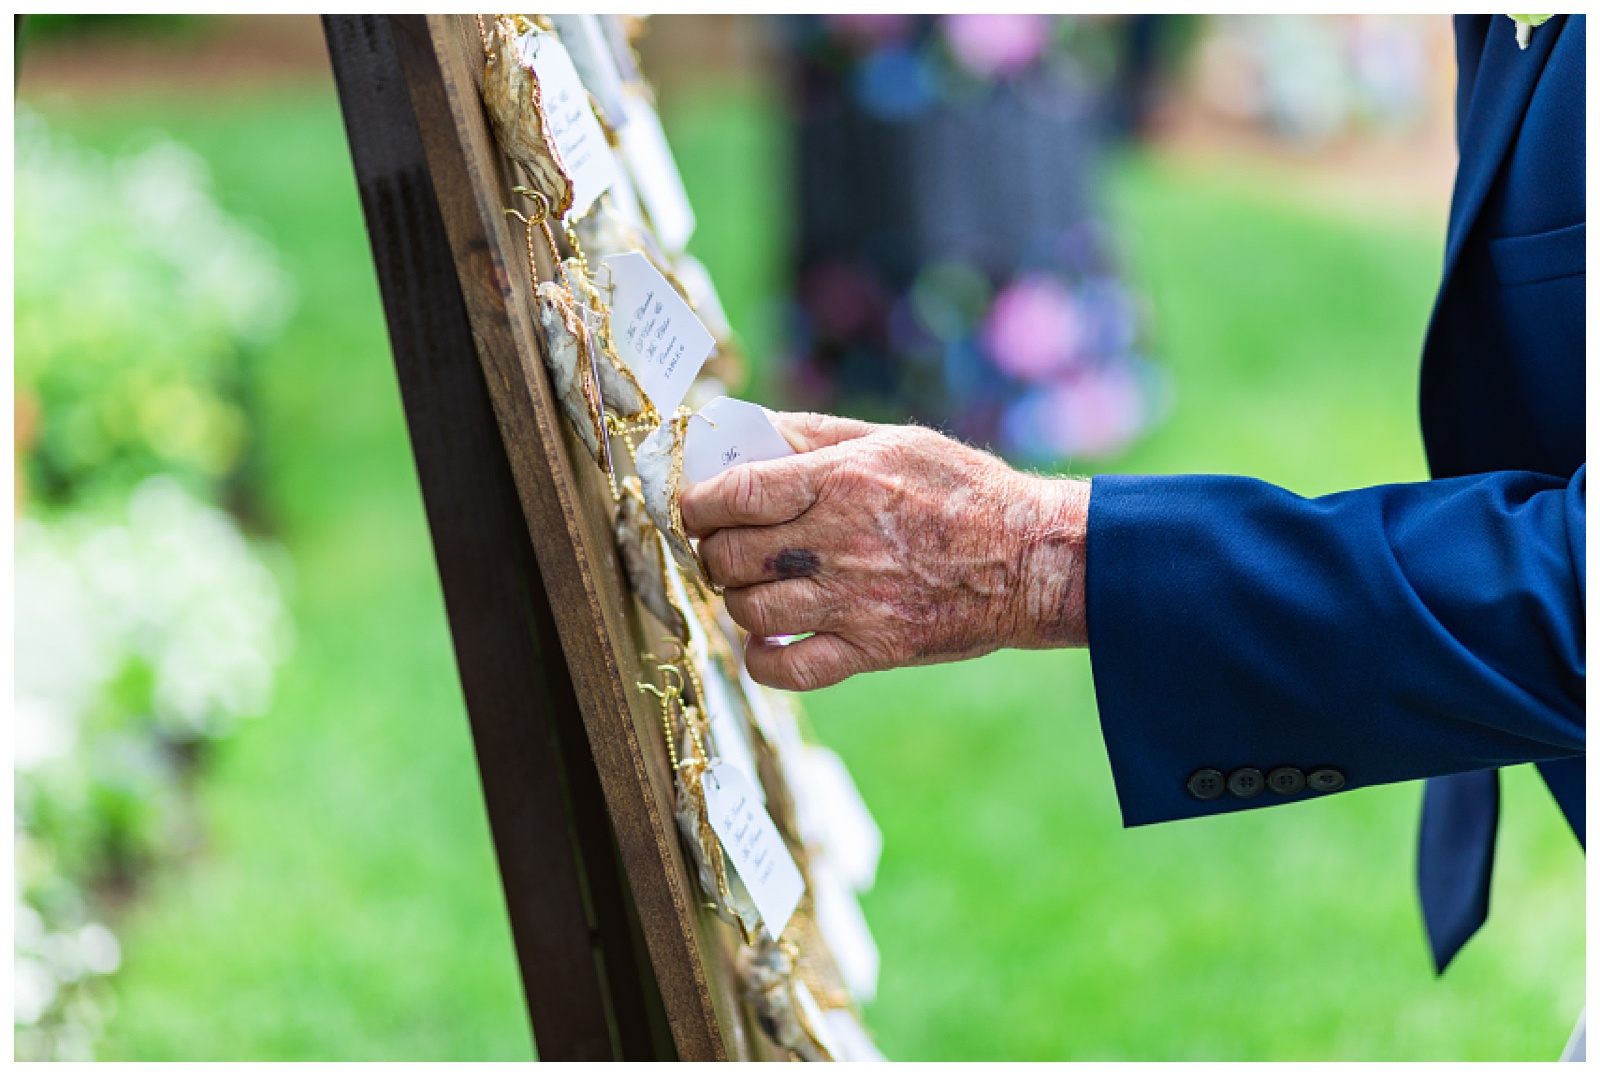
[680, 413, 1089, 691]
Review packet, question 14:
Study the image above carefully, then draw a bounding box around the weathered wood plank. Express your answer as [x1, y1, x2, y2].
[323, 14, 664, 1060]
[384, 14, 745, 1061]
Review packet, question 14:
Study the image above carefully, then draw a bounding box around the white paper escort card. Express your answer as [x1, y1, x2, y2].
[798, 746, 883, 892]
[702, 763, 805, 937]
[620, 88, 697, 253]
[793, 979, 846, 1062]
[824, 1009, 886, 1062]
[516, 30, 619, 218]
[699, 662, 763, 804]
[547, 15, 629, 133]
[603, 251, 715, 417]
[682, 396, 797, 487]
[659, 560, 766, 804]
[810, 856, 880, 1003]
[663, 554, 717, 672]
[672, 253, 734, 341]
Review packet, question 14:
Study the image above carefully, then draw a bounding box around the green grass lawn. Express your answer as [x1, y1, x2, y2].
[25, 75, 1583, 1061]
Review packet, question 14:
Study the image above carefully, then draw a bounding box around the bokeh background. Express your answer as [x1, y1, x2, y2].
[14, 14, 1583, 1061]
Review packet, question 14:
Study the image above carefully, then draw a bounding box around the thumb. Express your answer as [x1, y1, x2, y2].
[744, 631, 866, 692]
[768, 410, 878, 453]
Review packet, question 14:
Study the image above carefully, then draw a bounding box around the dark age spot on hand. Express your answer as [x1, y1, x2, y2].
[766, 547, 821, 580]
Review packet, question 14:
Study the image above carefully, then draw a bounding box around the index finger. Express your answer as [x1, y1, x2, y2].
[770, 411, 878, 453]
[680, 453, 827, 537]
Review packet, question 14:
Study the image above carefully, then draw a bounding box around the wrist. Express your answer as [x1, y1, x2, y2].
[1003, 475, 1090, 650]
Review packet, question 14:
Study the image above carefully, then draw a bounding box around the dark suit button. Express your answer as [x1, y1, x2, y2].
[1266, 767, 1305, 795]
[1227, 767, 1265, 798]
[1306, 767, 1346, 793]
[1187, 768, 1226, 801]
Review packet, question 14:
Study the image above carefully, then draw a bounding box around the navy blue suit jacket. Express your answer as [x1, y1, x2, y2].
[1087, 17, 1585, 844]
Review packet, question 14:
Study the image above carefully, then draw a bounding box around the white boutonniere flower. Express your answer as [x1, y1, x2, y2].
[1507, 14, 1553, 50]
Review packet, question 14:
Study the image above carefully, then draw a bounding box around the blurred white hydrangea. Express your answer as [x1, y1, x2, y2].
[16, 477, 293, 1058]
[15, 99, 298, 1062]
[14, 831, 121, 1062]
[17, 475, 293, 750]
[15, 102, 293, 356]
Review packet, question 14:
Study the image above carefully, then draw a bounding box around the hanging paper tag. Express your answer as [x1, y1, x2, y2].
[547, 15, 630, 133]
[683, 397, 796, 487]
[801, 746, 883, 892]
[811, 857, 881, 1004]
[792, 979, 846, 1062]
[700, 665, 764, 805]
[620, 90, 697, 253]
[737, 647, 811, 793]
[517, 30, 619, 218]
[605, 160, 650, 231]
[703, 764, 804, 936]
[596, 14, 643, 84]
[673, 253, 733, 340]
[663, 555, 714, 675]
[737, 660, 782, 746]
[603, 251, 715, 416]
[824, 1009, 887, 1062]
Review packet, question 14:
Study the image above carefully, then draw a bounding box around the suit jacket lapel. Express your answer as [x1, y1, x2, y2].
[1442, 14, 1565, 280]
[1451, 14, 1491, 148]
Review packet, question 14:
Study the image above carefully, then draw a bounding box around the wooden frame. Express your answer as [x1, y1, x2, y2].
[324, 14, 762, 1061]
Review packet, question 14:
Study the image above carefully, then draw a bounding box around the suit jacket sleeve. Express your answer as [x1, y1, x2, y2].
[1085, 465, 1586, 827]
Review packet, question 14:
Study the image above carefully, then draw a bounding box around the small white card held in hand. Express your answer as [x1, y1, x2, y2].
[603, 252, 715, 417]
[702, 764, 804, 938]
[516, 31, 619, 219]
[683, 397, 796, 487]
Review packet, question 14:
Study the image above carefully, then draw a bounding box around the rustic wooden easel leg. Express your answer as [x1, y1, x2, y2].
[322, 15, 670, 1061]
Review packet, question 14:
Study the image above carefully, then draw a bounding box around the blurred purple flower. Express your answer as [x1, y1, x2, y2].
[1077, 276, 1139, 356]
[1001, 367, 1149, 461]
[943, 14, 1054, 79]
[982, 274, 1083, 380]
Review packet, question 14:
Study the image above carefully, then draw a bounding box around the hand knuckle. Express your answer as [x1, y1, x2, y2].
[747, 590, 777, 636]
[730, 468, 765, 520]
[725, 530, 751, 576]
[830, 458, 869, 492]
[723, 588, 750, 629]
[726, 588, 772, 636]
[699, 531, 728, 582]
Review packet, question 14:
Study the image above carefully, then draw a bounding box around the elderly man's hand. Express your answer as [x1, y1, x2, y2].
[680, 413, 1089, 691]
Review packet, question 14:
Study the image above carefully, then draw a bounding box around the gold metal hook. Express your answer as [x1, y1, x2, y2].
[654, 663, 686, 696]
[510, 186, 551, 226]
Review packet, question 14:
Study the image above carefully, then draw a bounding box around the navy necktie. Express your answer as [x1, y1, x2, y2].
[1417, 768, 1501, 973]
